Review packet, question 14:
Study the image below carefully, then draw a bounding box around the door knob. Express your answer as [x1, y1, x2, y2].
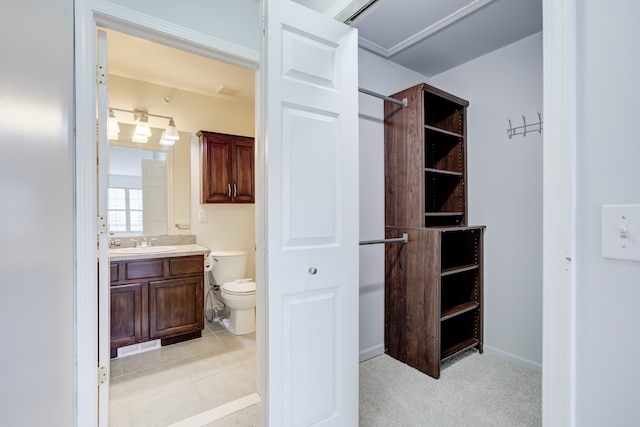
[308, 267, 317, 275]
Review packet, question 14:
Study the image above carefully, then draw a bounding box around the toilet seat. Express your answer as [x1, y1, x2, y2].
[221, 279, 256, 296]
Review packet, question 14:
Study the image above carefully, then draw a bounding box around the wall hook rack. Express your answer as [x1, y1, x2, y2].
[507, 112, 543, 139]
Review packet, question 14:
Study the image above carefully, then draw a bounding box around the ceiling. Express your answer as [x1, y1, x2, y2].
[349, 0, 542, 77]
[104, 0, 542, 103]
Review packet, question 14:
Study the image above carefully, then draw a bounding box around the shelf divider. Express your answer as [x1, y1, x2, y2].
[441, 301, 479, 321]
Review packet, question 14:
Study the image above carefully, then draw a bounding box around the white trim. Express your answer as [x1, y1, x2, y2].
[74, 2, 260, 426]
[91, 1, 259, 69]
[357, 0, 496, 57]
[167, 393, 261, 427]
[483, 345, 542, 373]
[75, 1, 99, 425]
[542, 0, 577, 426]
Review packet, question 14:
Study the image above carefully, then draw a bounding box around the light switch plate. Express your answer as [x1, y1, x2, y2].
[601, 204, 640, 261]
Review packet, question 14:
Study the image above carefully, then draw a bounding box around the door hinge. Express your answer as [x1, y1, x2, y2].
[98, 365, 108, 385]
[97, 215, 107, 235]
[262, 15, 266, 34]
[96, 64, 106, 85]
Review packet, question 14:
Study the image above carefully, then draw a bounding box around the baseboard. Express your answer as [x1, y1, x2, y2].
[360, 343, 385, 362]
[483, 345, 542, 373]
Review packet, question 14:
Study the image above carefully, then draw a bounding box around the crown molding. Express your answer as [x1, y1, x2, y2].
[357, 0, 495, 58]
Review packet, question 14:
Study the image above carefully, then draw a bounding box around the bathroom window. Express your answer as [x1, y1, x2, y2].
[108, 187, 143, 233]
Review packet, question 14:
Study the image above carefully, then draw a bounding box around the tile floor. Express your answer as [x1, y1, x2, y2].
[109, 319, 257, 427]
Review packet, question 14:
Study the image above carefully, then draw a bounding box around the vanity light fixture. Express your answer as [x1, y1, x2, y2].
[108, 109, 120, 140]
[109, 107, 180, 145]
[133, 114, 152, 142]
[159, 130, 175, 146]
[163, 118, 180, 141]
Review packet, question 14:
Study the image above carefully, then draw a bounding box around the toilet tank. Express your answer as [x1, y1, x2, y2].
[210, 250, 247, 285]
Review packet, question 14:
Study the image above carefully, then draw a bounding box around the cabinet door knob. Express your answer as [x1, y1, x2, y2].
[227, 184, 231, 197]
[233, 183, 237, 197]
[308, 267, 317, 275]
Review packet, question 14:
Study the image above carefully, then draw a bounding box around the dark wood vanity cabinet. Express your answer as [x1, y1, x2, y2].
[110, 283, 143, 350]
[109, 255, 204, 357]
[199, 130, 255, 203]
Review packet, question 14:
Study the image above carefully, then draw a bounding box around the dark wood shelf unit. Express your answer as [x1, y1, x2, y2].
[384, 82, 484, 380]
[385, 83, 468, 229]
[384, 226, 483, 379]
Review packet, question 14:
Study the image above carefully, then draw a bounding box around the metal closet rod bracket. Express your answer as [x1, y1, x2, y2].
[359, 87, 408, 108]
[359, 233, 409, 246]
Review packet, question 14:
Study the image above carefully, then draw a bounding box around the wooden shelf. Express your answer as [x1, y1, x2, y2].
[441, 338, 480, 362]
[425, 168, 463, 177]
[441, 263, 479, 276]
[441, 302, 479, 321]
[424, 124, 464, 138]
[424, 212, 464, 217]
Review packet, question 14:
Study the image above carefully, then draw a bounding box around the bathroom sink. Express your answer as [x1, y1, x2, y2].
[110, 245, 178, 254]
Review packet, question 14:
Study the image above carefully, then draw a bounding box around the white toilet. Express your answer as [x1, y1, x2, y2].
[209, 250, 256, 335]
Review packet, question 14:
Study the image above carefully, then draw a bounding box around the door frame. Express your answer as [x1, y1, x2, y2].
[74, 2, 261, 425]
[541, 0, 577, 425]
[75, 1, 578, 426]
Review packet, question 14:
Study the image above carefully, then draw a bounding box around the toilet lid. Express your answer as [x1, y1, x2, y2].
[222, 279, 256, 295]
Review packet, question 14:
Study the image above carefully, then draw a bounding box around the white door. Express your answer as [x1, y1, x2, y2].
[262, 1, 359, 425]
[96, 29, 111, 427]
[141, 159, 169, 235]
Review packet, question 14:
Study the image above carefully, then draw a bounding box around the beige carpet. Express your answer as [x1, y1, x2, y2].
[201, 350, 541, 426]
[360, 351, 541, 426]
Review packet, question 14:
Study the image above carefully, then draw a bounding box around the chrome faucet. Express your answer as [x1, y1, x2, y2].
[129, 237, 157, 248]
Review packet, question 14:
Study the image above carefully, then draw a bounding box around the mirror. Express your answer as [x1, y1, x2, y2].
[108, 123, 190, 237]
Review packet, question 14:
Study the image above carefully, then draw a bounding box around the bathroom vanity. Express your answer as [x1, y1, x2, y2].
[108, 244, 209, 358]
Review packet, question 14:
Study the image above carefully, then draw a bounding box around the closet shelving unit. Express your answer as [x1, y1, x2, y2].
[384, 82, 485, 379]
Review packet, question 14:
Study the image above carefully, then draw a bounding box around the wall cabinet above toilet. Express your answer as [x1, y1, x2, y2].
[199, 130, 255, 204]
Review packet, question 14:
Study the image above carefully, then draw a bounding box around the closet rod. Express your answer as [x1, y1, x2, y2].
[359, 87, 408, 108]
[359, 233, 409, 246]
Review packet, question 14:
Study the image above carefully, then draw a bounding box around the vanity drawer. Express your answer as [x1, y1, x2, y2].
[169, 256, 203, 276]
[124, 259, 165, 280]
[110, 263, 120, 282]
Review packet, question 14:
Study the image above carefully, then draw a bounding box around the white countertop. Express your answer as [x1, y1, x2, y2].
[107, 243, 210, 262]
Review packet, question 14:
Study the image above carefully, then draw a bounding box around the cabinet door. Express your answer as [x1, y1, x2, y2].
[148, 276, 204, 339]
[110, 283, 143, 351]
[231, 136, 255, 203]
[202, 132, 233, 203]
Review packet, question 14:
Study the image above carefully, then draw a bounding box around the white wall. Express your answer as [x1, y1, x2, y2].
[104, 0, 261, 53]
[0, 0, 75, 425]
[357, 49, 431, 361]
[575, 1, 640, 425]
[431, 33, 543, 369]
